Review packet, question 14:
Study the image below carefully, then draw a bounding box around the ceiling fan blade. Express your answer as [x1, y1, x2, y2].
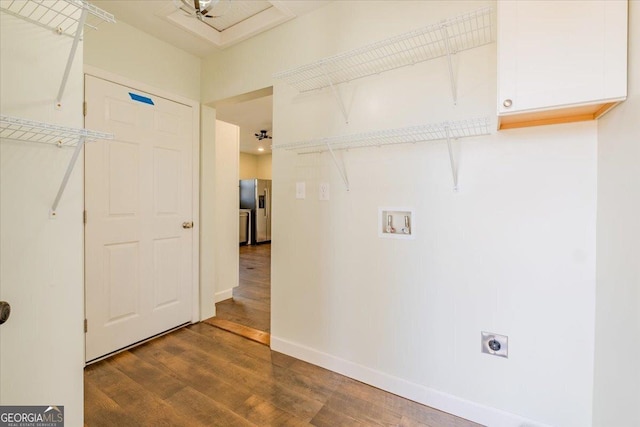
[194, 0, 201, 11]
[200, 5, 212, 15]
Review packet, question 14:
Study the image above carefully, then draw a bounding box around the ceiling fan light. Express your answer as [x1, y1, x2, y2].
[199, 0, 214, 10]
[178, 0, 217, 13]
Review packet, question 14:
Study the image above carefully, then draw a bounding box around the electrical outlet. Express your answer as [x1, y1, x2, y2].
[481, 332, 508, 358]
[296, 182, 305, 199]
[319, 182, 330, 200]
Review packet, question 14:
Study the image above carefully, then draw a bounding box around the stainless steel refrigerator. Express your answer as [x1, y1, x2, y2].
[239, 179, 271, 244]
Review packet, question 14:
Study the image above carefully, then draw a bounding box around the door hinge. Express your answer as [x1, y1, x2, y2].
[84, 318, 88, 333]
[83, 101, 87, 117]
[83, 210, 87, 224]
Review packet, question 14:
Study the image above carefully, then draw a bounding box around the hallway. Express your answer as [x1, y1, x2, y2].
[206, 243, 271, 342]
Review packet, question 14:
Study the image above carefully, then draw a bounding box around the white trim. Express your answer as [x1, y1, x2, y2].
[214, 287, 235, 303]
[270, 336, 550, 427]
[84, 65, 198, 108]
[190, 99, 201, 324]
[83, 65, 201, 324]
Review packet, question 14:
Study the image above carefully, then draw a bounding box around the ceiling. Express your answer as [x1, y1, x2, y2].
[216, 95, 273, 155]
[92, 0, 331, 56]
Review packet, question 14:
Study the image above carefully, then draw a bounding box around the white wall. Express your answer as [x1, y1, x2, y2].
[0, 12, 85, 426]
[257, 153, 272, 180]
[84, 19, 201, 101]
[213, 120, 240, 302]
[593, 1, 640, 426]
[240, 152, 272, 180]
[203, 1, 600, 426]
[240, 152, 259, 179]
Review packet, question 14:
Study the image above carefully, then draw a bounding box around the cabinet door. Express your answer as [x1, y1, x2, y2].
[498, 0, 627, 115]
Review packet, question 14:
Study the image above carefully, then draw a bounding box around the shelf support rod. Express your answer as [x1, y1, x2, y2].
[322, 67, 349, 124]
[56, 8, 88, 108]
[440, 24, 457, 105]
[325, 142, 350, 191]
[51, 135, 86, 216]
[445, 126, 459, 192]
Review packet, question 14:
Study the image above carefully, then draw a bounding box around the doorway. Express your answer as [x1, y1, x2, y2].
[206, 89, 273, 344]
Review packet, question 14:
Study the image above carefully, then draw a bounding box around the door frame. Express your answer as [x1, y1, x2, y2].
[83, 65, 201, 324]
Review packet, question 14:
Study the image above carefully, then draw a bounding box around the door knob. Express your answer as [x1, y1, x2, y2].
[503, 99, 513, 108]
[182, 221, 193, 229]
[0, 301, 10, 325]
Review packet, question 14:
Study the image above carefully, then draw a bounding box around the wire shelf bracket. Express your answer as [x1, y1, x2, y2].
[0, 115, 114, 217]
[0, 0, 116, 108]
[322, 66, 350, 124]
[273, 117, 491, 191]
[273, 6, 494, 111]
[324, 140, 350, 191]
[444, 125, 459, 191]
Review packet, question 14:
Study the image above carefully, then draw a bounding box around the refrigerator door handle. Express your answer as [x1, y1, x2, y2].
[264, 188, 269, 217]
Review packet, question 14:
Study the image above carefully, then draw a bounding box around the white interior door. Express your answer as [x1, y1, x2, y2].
[84, 75, 193, 362]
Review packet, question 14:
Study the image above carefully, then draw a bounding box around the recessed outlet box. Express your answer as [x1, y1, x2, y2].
[379, 207, 414, 239]
[481, 332, 508, 358]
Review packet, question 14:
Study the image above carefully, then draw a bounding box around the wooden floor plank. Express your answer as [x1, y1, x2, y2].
[105, 350, 186, 400]
[165, 387, 256, 427]
[314, 389, 404, 427]
[83, 381, 131, 427]
[166, 331, 326, 422]
[336, 378, 482, 427]
[85, 359, 190, 426]
[205, 317, 270, 345]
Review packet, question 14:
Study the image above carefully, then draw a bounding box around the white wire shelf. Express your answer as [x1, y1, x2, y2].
[1, 114, 114, 215]
[1, 0, 116, 107]
[0, 115, 113, 147]
[273, 117, 492, 154]
[273, 7, 494, 93]
[0, 0, 115, 37]
[274, 117, 491, 192]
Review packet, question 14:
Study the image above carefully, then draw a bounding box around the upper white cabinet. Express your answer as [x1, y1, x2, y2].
[497, 0, 627, 130]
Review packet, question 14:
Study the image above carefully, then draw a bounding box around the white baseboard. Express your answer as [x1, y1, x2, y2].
[214, 287, 235, 303]
[271, 336, 549, 427]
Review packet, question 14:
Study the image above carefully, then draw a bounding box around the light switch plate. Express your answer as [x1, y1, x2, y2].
[319, 182, 329, 200]
[295, 182, 305, 199]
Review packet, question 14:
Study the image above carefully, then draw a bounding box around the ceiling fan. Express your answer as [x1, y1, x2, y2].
[255, 130, 272, 141]
[174, 0, 229, 21]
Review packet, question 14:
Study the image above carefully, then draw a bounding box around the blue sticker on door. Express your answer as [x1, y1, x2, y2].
[128, 92, 154, 105]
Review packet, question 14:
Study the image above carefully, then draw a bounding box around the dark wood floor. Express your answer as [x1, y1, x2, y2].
[85, 322, 482, 426]
[212, 243, 271, 333]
